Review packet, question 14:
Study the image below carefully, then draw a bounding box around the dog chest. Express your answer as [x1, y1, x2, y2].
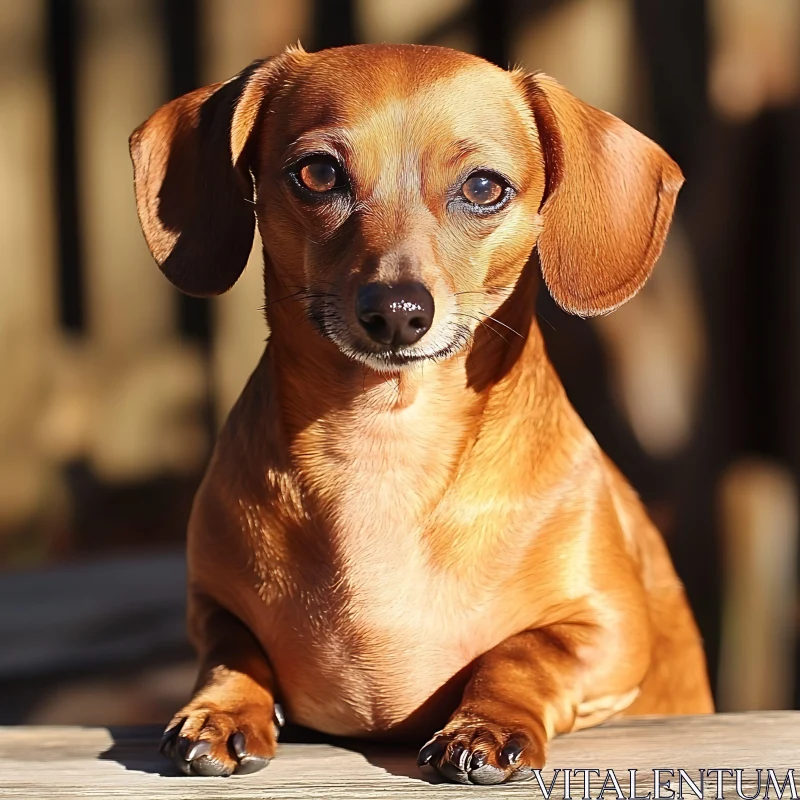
[259, 523, 518, 737]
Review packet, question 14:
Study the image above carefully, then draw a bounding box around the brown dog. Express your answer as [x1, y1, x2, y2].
[130, 43, 713, 785]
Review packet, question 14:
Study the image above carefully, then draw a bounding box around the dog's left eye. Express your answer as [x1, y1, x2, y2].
[461, 172, 506, 206]
[295, 156, 346, 193]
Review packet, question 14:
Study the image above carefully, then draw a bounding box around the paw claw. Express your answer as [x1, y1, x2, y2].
[417, 725, 541, 785]
[230, 731, 248, 759]
[500, 739, 523, 767]
[158, 723, 181, 757]
[176, 736, 192, 760]
[470, 751, 487, 770]
[449, 742, 468, 771]
[235, 755, 271, 775]
[417, 739, 444, 767]
[185, 740, 211, 762]
[160, 705, 276, 777]
[189, 754, 231, 777]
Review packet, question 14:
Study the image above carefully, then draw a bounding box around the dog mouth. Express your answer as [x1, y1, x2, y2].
[308, 302, 472, 370]
[355, 335, 471, 368]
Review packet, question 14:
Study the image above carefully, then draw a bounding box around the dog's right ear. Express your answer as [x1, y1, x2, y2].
[129, 50, 302, 296]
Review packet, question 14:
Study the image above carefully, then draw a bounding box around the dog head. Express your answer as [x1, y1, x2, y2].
[130, 44, 683, 372]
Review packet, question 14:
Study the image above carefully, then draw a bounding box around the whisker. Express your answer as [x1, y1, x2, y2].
[284, 281, 339, 290]
[453, 287, 515, 297]
[478, 311, 524, 339]
[453, 312, 509, 345]
[537, 312, 556, 331]
[264, 284, 342, 314]
[264, 287, 309, 308]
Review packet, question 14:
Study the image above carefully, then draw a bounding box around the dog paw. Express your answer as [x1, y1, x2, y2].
[159, 701, 284, 776]
[417, 722, 544, 785]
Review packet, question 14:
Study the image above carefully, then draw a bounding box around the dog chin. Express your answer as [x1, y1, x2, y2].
[360, 352, 432, 373]
[318, 321, 474, 373]
[336, 340, 467, 373]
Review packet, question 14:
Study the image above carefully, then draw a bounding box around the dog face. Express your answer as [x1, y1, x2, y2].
[253, 46, 545, 371]
[130, 44, 683, 371]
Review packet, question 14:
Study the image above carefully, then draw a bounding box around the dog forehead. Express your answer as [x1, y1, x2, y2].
[295, 43, 502, 98]
[276, 45, 527, 138]
[269, 46, 535, 166]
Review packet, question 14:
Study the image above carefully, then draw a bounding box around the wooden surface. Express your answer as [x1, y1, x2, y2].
[0, 553, 187, 683]
[0, 713, 797, 798]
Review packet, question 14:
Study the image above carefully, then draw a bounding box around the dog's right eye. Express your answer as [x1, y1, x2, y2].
[295, 157, 346, 194]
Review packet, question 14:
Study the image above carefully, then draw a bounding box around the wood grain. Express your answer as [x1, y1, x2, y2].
[0, 713, 797, 798]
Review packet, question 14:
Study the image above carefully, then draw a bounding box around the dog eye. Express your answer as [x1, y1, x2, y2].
[461, 172, 505, 206]
[296, 157, 345, 193]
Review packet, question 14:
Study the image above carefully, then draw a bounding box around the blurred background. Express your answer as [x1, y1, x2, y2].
[1, 0, 798, 726]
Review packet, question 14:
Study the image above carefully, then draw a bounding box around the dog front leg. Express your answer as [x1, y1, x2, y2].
[418, 621, 647, 785]
[160, 594, 282, 776]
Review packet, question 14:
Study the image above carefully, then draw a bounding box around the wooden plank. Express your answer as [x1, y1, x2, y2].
[0, 713, 797, 798]
[0, 552, 186, 680]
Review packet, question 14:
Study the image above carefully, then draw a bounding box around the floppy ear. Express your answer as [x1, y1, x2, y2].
[521, 73, 684, 317]
[129, 52, 299, 296]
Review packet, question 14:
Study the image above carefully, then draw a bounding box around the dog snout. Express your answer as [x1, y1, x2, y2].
[356, 282, 434, 347]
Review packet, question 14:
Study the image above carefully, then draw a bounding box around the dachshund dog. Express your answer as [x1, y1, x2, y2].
[130, 43, 713, 785]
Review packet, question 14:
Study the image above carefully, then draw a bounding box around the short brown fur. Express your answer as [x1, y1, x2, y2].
[130, 44, 712, 784]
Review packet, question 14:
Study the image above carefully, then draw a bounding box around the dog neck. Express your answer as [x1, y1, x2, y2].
[250, 262, 575, 549]
[258, 265, 569, 517]
[262, 263, 547, 436]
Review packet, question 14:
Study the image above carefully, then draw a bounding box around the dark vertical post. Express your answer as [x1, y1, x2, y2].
[164, 0, 200, 98]
[633, 0, 710, 173]
[46, 0, 84, 332]
[634, 0, 718, 693]
[161, 0, 210, 343]
[312, 0, 358, 49]
[475, 0, 510, 68]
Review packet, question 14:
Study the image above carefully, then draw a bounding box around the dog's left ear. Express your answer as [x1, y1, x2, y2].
[129, 50, 302, 297]
[520, 73, 684, 317]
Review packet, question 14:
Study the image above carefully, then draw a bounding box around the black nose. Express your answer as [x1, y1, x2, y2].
[356, 282, 434, 347]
